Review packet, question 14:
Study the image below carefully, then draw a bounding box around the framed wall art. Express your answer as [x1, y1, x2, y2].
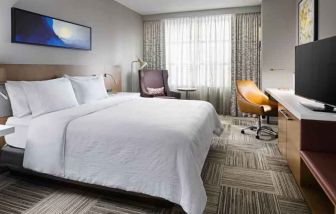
[298, 0, 318, 45]
[12, 8, 92, 50]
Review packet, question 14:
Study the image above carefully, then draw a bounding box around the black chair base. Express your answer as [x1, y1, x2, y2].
[240, 116, 278, 140]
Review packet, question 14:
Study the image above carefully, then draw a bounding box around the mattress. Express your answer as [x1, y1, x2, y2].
[0, 145, 171, 206]
[5, 115, 32, 149]
[22, 96, 221, 214]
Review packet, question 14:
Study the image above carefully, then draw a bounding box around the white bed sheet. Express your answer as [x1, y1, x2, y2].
[23, 96, 222, 214]
[5, 115, 32, 149]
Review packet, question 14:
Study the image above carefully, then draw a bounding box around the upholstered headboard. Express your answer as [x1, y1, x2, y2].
[0, 64, 122, 121]
[0, 64, 122, 90]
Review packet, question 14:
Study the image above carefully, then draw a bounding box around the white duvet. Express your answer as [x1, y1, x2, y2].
[23, 96, 222, 214]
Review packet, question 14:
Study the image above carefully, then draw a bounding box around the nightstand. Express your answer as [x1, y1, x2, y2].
[0, 125, 14, 173]
[0, 125, 14, 138]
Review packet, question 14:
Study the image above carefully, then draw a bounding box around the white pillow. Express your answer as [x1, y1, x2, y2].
[5, 81, 32, 118]
[22, 78, 79, 117]
[65, 74, 108, 104]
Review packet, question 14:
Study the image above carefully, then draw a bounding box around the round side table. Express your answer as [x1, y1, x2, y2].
[177, 88, 197, 100]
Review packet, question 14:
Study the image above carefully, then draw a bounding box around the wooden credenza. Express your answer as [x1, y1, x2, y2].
[267, 89, 336, 214]
[278, 105, 301, 182]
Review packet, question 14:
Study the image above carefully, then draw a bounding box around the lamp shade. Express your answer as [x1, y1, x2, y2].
[137, 58, 148, 70]
[139, 62, 148, 70]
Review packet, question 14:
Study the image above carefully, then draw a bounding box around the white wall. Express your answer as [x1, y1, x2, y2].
[262, 0, 336, 90]
[0, 0, 143, 91]
[261, 0, 296, 90]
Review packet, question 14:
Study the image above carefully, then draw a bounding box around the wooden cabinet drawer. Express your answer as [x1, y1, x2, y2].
[278, 106, 287, 157]
[287, 138, 301, 182]
[286, 111, 301, 183]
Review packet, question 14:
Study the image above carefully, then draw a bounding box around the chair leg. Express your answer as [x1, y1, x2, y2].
[241, 126, 258, 134]
[241, 116, 261, 135]
[240, 116, 278, 140]
[256, 115, 278, 139]
[259, 127, 278, 136]
[258, 116, 262, 129]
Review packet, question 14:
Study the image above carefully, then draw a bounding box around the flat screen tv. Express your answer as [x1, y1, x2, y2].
[11, 8, 91, 50]
[295, 36, 336, 112]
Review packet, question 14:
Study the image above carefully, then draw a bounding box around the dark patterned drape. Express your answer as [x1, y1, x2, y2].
[143, 21, 166, 70]
[230, 13, 261, 116]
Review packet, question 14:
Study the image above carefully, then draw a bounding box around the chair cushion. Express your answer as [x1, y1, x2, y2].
[147, 87, 165, 96]
[300, 151, 336, 204]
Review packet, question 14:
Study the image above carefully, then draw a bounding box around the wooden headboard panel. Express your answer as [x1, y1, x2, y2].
[0, 64, 122, 92]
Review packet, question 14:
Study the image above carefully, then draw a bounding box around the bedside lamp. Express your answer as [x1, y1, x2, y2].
[131, 57, 147, 92]
[132, 57, 148, 70]
[104, 73, 118, 93]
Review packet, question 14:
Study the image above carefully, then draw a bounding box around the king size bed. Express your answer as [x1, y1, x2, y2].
[0, 65, 222, 214]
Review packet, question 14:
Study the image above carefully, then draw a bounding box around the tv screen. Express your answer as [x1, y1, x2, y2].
[11, 8, 91, 50]
[295, 36, 336, 107]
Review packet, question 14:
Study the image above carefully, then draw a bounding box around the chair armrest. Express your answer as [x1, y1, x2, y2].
[167, 91, 181, 99]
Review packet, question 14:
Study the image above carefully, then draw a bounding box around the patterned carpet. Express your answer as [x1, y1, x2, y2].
[0, 117, 310, 214]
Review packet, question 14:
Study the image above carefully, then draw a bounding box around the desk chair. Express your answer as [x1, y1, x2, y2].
[236, 80, 278, 139]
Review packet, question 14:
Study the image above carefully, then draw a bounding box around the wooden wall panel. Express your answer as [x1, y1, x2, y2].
[0, 64, 122, 93]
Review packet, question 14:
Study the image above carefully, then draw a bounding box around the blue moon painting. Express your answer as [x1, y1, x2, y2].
[12, 8, 91, 50]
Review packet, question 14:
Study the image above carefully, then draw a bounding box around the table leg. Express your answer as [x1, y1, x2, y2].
[186, 91, 189, 100]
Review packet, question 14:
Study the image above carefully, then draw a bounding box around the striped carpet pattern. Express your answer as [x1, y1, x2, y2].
[0, 117, 310, 214]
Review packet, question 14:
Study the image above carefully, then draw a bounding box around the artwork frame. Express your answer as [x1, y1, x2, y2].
[298, 0, 318, 45]
[11, 8, 92, 51]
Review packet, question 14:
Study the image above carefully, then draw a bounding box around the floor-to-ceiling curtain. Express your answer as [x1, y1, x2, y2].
[165, 15, 232, 114]
[143, 21, 166, 70]
[230, 13, 261, 116]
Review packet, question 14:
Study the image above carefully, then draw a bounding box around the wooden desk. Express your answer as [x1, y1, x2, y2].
[266, 89, 336, 214]
[0, 117, 8, 148]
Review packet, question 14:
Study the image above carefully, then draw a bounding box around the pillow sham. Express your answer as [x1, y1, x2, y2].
[22, 78, 79, 117]
[5, 81, 31, 118]
[147, 87, 165, 96]
[65, 74, 108, 104]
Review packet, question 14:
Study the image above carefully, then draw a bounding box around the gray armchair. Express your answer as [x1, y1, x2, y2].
[138, 70, 181, 99]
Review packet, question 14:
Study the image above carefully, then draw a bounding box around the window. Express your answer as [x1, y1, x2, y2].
[165, 15, 232, 89]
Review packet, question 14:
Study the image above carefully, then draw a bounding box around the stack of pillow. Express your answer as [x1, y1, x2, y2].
[5, 75, 108, 118]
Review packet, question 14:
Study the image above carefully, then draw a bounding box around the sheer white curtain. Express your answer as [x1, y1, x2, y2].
[165, 15, 232, 114]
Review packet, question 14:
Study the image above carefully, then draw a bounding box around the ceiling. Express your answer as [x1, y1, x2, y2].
[115, 0, 262, 15]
